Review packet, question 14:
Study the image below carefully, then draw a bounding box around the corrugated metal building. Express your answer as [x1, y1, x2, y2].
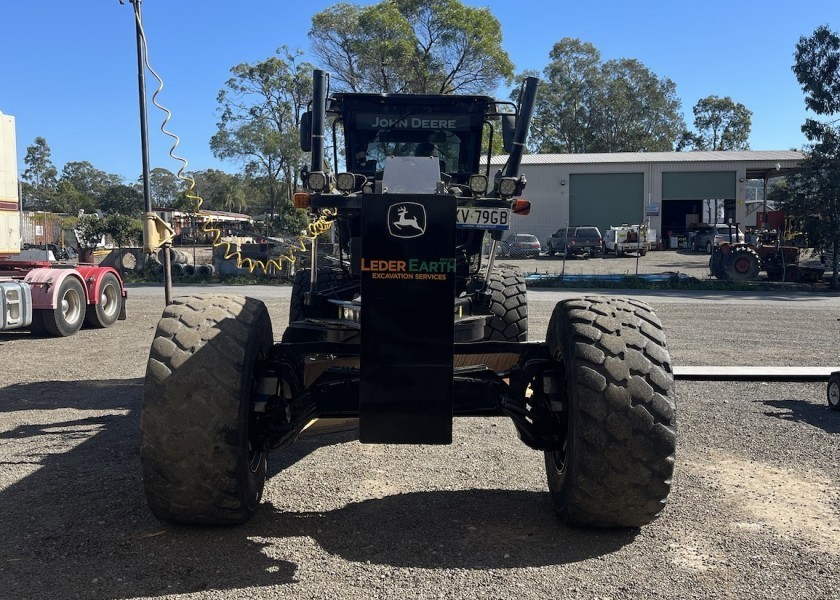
[489, 150, 804, 247]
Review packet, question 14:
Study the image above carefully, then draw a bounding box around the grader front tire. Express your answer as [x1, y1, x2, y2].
[544, 296, 677, 527]
[141, 295, 273, 525]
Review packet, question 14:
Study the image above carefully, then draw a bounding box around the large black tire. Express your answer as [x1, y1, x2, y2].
[289, 267, 350, 324]
[84, 272, 122, 328]
[483, 269, 528, 341]
[543, 296, 677, 527]
[709, 249, 726, 280]
[723, 247, 761, 281]
[141, 295, 273, 525]
[38, 276, 86, 337]
[828, 372, 840, 411]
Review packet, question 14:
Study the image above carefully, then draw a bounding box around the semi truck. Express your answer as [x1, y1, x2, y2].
[0, 113, 126, 336]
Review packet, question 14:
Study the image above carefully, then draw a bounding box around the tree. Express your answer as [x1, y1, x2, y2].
[183, 169, 248, 213]
[60, 161, 122, 203]
[99, 184, 144, 217]
[590, 58, 685, 152]
[145, 167, 182, 208]
[309, 0, 514, 94]
[71, 213, 105, 263]
[21, 137, 57, 210]
[787, 25, 840, 288]
[102, 213, 142, 249]
[51, 180, 96, 215]
[678, 96, 752, 151]
[212, 47, 312, 228]
[526, 38, 684, 153]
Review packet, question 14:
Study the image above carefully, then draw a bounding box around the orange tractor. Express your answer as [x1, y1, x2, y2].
[709, 238, 823, 283]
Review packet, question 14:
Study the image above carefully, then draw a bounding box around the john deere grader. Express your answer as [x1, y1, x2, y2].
[140, 70, 677, 528]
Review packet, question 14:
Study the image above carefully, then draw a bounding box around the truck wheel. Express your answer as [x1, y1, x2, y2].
[289, 267, 350, 324]
[828, 372, 840, 411]
[543, 296, 677, 527]
[141, 295, 273, 525]
[483, 269, 528, 341]
[723, 247, 760, 281]
[84, 272, 122, 328]
[38, 277, 86, 337]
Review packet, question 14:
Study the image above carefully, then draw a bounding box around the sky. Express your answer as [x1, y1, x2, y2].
[1, 0, 838, 184]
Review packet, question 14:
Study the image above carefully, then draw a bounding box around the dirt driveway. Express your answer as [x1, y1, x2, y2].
[0, 284, 838, 599]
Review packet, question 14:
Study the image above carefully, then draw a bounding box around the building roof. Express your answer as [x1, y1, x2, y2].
[490, 150, 805, 180]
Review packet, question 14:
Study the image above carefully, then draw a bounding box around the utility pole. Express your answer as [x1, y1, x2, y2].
[122, 0, 173, 304]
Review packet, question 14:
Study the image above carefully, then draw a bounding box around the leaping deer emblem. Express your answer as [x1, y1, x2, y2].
[393, 206, 424, 232]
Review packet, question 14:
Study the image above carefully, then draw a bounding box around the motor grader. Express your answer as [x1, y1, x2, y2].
[139, 70, 677, 529]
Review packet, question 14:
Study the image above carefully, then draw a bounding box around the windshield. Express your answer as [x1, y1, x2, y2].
[342, 110, 481, 176]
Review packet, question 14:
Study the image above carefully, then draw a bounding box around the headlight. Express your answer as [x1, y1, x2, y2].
[335, 172, 356, 192]
[469, 174, 488, 194]
[307, 171, 328, 192]
[498, 177, 517, 197]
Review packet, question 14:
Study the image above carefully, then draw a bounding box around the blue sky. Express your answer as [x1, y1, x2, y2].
[1, 1, 838, 183]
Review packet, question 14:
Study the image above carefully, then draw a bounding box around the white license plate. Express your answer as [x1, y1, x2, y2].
[456, 207, 510, 230]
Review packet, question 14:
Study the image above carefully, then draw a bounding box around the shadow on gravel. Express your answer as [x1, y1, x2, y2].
[0, 379, 636, 599]
[261, 490, 637, 569]
[761, 398, 840, 434]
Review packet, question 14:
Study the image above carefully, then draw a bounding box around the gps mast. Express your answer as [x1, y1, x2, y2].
[0, 113, 126, 336]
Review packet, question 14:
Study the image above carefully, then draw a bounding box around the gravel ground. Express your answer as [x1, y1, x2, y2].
[0, 283, 838, 599]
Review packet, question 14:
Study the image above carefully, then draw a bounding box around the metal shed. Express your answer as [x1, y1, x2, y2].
[488, 150, 804, 248]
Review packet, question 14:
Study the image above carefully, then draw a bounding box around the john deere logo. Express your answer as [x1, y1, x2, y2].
[388, 203, 426, 238]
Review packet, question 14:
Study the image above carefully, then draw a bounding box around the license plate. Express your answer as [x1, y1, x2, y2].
[456, 207, 510, 230]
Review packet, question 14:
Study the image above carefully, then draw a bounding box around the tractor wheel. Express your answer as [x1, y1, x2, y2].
[828, 372, 840, 411]
[141, 295, 273, 525]
[481, 269, 528, 341]
[543, 296, 677, 527]
[783, 265, 801, 283]
[289, 267, 350, 324]
[723, 247, 761, 281]
[709, 250, 726, 280]
[84, 272, 122, 328]
[38, 276, 86, 337]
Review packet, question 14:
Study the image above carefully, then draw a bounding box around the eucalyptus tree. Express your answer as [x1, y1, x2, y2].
[526, 38, 684, 153]
[21, 137, 57, 210]
[309, 0, 514, 94]
[678, 96, 752, 151]
[60, 161, 122, 204]
[211, 47, 313, 225]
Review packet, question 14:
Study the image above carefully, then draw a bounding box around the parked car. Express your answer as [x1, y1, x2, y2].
[546, 226, 603, 258]
[690, 223, 745, 253]
[498, 233, 541, 258]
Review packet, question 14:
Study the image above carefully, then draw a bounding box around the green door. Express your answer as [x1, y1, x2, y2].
[569, 173, 644, 233]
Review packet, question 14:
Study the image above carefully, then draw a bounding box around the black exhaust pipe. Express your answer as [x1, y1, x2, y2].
[311, 69, 327, 173]
[502, 76, 539, 179]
